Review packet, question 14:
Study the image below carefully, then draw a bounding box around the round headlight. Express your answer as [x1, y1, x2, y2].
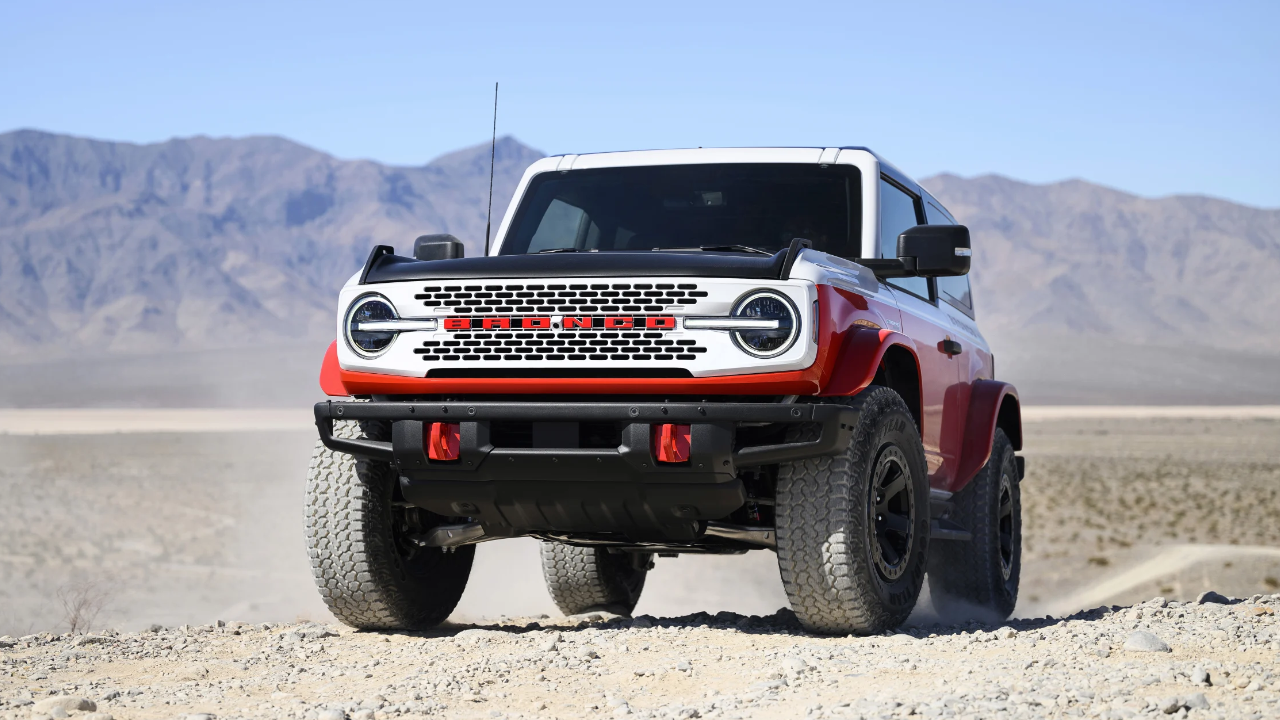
[731, 291, 799, 357]
[346, 295, 398, 357]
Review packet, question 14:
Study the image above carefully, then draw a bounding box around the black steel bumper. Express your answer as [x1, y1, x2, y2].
[314, 400, 857, 541]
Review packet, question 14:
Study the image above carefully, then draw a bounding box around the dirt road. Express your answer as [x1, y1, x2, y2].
[3, 596, 1279, 720]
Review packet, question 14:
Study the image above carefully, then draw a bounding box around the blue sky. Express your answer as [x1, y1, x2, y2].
[4, 0, 1276, 207]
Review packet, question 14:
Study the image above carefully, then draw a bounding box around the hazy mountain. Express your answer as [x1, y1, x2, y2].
[0, 130, 541, 357]
[922, 173, 1280, 354]
[1, 130, 1277, 404]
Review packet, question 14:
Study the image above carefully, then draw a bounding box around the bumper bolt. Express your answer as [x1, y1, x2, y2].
[629, 407, 639, 417]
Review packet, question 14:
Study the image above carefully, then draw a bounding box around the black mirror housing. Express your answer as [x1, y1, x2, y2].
[413, 234, 465, 261]
[897, 224, 970, 277]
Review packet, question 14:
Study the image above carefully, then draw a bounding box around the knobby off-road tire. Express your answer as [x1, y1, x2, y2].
[539, 542, 650, 616]
[928, 428, 1021, 622]
[305, 420, 473, 630]
[776, 385, 931, 634]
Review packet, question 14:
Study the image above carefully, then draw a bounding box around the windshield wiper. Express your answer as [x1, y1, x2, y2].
[699, 244, 771, 255]
[649, 245, 772, 255]
[537, 248, 582, 254]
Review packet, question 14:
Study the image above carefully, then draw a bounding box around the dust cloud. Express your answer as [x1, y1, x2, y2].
[2, 415, 1279, 636]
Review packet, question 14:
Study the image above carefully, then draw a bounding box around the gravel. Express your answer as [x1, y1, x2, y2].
[3, 595, 1278, 720]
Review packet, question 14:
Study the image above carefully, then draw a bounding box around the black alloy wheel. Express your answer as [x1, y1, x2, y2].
[869, 446, 917, 582]
[997, 469, 1015, 581]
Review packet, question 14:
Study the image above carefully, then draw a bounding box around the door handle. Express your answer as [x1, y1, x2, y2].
[940, 339, 963, 356]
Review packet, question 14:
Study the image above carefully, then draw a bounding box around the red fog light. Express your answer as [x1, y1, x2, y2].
[426, 422, 460, 461]
[652, 423, 691, 463]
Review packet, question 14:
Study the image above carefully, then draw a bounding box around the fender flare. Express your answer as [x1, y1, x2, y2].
[953, 379, 1022, 490]
[319, 341, 350, 397]
[819, 328, 921, 398]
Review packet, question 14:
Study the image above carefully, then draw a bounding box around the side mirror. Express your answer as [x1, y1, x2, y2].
[897, 224, 970, 277]
[413, 234, 465, 261]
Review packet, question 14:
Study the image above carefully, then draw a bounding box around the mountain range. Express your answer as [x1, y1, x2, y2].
[1, 129, 1277, 405]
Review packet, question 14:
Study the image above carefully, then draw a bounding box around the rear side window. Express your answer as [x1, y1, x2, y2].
[879, 178, 929, 299]
[925, 201, 974, 317]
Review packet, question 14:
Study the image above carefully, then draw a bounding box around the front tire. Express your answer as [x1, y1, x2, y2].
[776, 386, 931, 634]
[928, 428, 1021, 622]
[305, 419, 473, 630]
[539, 543, 650, 616]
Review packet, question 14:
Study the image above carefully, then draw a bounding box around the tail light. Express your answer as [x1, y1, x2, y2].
[426, 422, 461, 461]
[652, 423, 691, 463]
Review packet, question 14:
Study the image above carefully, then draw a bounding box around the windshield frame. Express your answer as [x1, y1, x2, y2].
[496, 163, 863, 259]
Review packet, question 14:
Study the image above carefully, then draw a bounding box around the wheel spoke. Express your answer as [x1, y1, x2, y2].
[880, 472, 907, 505]
[880, 511, 910, 536]
[879, 538, 902, 566]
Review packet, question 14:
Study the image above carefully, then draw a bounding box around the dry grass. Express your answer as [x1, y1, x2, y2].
[56, 579, 111, 634]
[1020, 418, 1280, 560]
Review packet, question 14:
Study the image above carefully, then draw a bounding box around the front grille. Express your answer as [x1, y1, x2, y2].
[414, 331, 708, 362]
[414, 282, 709, 314]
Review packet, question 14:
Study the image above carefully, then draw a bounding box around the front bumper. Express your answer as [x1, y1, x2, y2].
[314, 400, 857, 541]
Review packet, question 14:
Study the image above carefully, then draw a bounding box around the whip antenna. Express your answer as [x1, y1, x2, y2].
[484, 82, 498, 256]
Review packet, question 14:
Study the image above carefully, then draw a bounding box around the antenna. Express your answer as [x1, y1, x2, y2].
[484, 82, 498, 257]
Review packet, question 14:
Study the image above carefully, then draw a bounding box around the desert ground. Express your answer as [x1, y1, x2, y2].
[2, 410, 1278, 718]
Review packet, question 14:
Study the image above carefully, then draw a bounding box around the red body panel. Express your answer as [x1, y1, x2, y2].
[319, 341, 348, 397]
[947, 380, 1020, 493]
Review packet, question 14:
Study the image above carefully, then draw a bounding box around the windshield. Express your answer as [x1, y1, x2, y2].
[499, 163, 861, 257]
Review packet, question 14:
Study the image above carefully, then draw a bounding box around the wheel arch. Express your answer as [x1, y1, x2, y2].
[819, 328, 923, 432]
[950, 380, 1022, 492]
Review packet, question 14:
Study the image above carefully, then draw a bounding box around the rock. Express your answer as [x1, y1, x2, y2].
[352, 710, 375, 720]
[1157, 697, 1182, 714]
[1191, 667, 1211, 686]
[783, 657, 809, 676]
[538, 633, 560, 652]
[317, 710, 346, 720]
[72, 635, 112, 646]
[1123, 631, 1171, 652]
[181, 714, 215, 720]
[82, 714, 114, 720]
[359, 695, 386, 709]
[49, 707, 70, 720]
[676, 660, 692, 672]
[1196, 591, 1230, 605]
[1183, 693, 1209, 710]
[33, 697, 97, 714]
[631, 616, 654, 629]
[996, 627, 1017, 640]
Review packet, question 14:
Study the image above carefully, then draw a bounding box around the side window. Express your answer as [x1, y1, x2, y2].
[878, 178, 929, 299]
[925, 201, 975, 317]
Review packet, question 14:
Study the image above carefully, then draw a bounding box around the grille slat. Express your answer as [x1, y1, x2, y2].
[417, 283, 701, 314]
[417, 336, 709, 362]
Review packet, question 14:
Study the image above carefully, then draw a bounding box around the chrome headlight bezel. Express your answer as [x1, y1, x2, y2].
[344, 293, 399, 359]
[728, 290, 800, 358]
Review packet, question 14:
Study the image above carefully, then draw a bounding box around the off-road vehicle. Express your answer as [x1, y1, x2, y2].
[306, 147, 1024, 634]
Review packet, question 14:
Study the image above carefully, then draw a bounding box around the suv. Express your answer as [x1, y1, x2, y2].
[306, 147, 1023, 635]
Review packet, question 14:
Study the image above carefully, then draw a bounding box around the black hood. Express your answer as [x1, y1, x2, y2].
[362, 249, 791, 283]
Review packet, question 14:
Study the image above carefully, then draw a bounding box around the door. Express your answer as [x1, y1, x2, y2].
[879, 178, 964, 487]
